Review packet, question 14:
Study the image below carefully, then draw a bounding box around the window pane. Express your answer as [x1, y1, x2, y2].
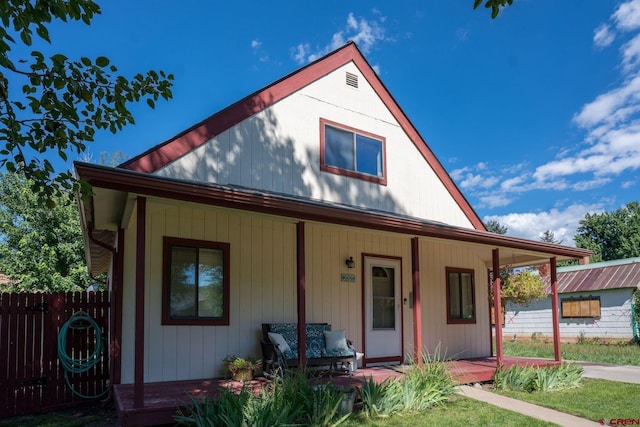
[448, 273, 461, 319]
[356, 134, 383, 177]
[170, 246, 197, 318]
[372, 267, 395, 329]
[198, 248, 225, 318]
[325, 125, 354, 170]
[460, 273, 474, 320]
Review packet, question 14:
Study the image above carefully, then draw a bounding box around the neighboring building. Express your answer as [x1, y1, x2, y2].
[75, 42, 590, 422]
[503, 258, 640, 342]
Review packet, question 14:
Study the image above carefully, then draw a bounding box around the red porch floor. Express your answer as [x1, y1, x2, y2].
[113, 358, 559, 426]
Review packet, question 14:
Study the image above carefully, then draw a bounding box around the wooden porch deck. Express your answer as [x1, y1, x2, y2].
[113, 357, 559, 426]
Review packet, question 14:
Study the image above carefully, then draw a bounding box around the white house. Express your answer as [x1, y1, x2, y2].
[503, 258, 640, 342]
[75, 42, 591, 425]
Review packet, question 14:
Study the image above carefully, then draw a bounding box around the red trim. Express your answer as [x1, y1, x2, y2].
[487, 269, 493, 357]
[161, 237, 231, 326]
[119, 42, 485, 230]
[296, 222, 307, 371]
[134, 197, 146, 408]
[411, 238, 422, 363]
[550, 257, 562, 362]
[75, 163, 593, 261]
[445, 267, 476, 324]
[492, 249, 503, 366]
[113, 228, 124, 385]
[361, 254, 403, 368]
[319, 118, 387, 185]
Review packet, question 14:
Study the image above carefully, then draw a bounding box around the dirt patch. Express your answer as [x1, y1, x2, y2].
[0, 402, 119, 427]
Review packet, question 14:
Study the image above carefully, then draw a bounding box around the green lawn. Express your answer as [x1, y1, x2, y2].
[504, 339, 640, 365]
[496, 378, 640, 423]
[342, 395, 556, 427]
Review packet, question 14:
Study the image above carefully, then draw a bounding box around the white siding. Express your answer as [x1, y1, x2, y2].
[154, 62, 473, 229]
[119, 202, 491, 384]
[502, 288, 635, 340]
[419, 240, 491, 359]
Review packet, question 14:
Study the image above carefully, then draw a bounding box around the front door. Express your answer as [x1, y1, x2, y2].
[363, 256, 402, 365]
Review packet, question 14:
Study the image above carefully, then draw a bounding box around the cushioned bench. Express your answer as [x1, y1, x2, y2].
[260, 323, 357, 376]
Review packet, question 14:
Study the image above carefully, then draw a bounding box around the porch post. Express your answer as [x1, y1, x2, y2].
[492, 249, 503, 366]
[550, 257, 562, 362]
[296, 222, 307, 370]
[134, 197, 146, 408]
[411, 237, 423, 364]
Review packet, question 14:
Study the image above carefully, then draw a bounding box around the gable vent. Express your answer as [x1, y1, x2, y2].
[345, 72, 359, 88]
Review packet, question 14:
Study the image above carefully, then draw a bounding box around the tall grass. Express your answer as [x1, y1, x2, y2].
[175, 372, 351, 426]
[494, 363, 583, 392]
[358, 353, 458, 418]
[504, 339, 640, 365]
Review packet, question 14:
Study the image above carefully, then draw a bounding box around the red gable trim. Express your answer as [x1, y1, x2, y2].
[120, 42, 486, 230]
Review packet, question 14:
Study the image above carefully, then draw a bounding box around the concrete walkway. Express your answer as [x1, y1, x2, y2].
[576, 361, 640, 384]
[458, 385, 601, 427]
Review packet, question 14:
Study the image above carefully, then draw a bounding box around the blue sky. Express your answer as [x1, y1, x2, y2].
[21, 0, 640, 245]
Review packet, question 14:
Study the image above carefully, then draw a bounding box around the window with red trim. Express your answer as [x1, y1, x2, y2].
[320, 118, 386, 184]
[446, 268, 476, 324]
[162, 237, 230, 326]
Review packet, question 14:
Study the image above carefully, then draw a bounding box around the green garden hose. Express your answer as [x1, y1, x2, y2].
[57, 311, 108, 398]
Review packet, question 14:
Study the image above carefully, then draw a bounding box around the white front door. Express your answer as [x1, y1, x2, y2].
[364, 256, 402, 364]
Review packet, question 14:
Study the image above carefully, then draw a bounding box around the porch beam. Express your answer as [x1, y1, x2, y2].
[134, 197, 146, 408]
[296, 222, 307, 370]
[550, 257, 562, 362]
[492, 249, 503, 366]
[411, 237, 423, 363]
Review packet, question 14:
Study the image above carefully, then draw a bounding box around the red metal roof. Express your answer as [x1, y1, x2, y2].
[549, 258, 640, 293]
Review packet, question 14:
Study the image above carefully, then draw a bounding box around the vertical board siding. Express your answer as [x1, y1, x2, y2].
[419, 240, 490, 360]
[0, 292, 109, 418]
[121, 200, 297, 384]
[155, 63, 473, 229]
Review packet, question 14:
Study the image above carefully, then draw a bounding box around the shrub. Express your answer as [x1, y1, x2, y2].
[494, 363, 583, 392]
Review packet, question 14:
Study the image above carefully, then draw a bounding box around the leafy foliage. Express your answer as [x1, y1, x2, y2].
[494, 363, 583, 392]
[539, 229, 562, 244]
[500, 269, 547, 306]
[0, 0, 173, 204]
[574, 201, 640, 263]
[0, 171, 91, 292]
[473, 0, 514, 19]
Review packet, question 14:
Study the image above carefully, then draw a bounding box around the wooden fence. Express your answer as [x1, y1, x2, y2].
[0, 291, 109, 418]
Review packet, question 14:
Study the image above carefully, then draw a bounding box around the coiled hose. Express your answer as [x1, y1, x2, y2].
[57, 311, 108, 398]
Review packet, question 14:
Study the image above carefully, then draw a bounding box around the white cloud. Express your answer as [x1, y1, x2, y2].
[292, 13, 386, 64]
[594, 24, 615, 47]
[483, 203, 604, 244]
[479, 194, 512, 209]
[621, 180, 636, 188]
[613, 0, 640, 31]
[251, 40, 261, 49]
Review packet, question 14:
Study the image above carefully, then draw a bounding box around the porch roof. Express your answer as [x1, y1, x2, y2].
[75, 161, 591, 276]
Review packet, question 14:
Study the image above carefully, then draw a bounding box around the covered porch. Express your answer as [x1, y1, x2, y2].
[113, 356, 561, 426]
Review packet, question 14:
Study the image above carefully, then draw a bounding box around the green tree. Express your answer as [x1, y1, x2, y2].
[0, 0, 173, 205]
[540, 229, 563, 245]
[574, 201, 640, 263]
[0, 171, 90, 292]
[485, 219, 508, 234]
[474, 0, 514, 19]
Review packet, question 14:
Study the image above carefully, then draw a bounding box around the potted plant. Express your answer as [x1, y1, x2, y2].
[223, 355, 261, 381]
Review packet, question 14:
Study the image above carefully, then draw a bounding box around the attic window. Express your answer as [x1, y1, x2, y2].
[346, 72, 358, 88]
[320, 118, 387, 185]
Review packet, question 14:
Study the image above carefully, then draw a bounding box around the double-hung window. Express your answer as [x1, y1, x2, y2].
[162, 237, 230, 325]
[320, 118, 387, 184]
[446, 268, 476, 324]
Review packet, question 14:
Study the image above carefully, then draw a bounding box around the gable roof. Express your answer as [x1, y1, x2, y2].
[552, 258, 640, 293]
[119, 42, 486, 230]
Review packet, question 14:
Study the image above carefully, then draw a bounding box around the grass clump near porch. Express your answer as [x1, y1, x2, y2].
[496, 378, 640, 423]
[494, 363, 583, 392]
[503, 338, 640, 365]
[175, 355, 458, 426]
